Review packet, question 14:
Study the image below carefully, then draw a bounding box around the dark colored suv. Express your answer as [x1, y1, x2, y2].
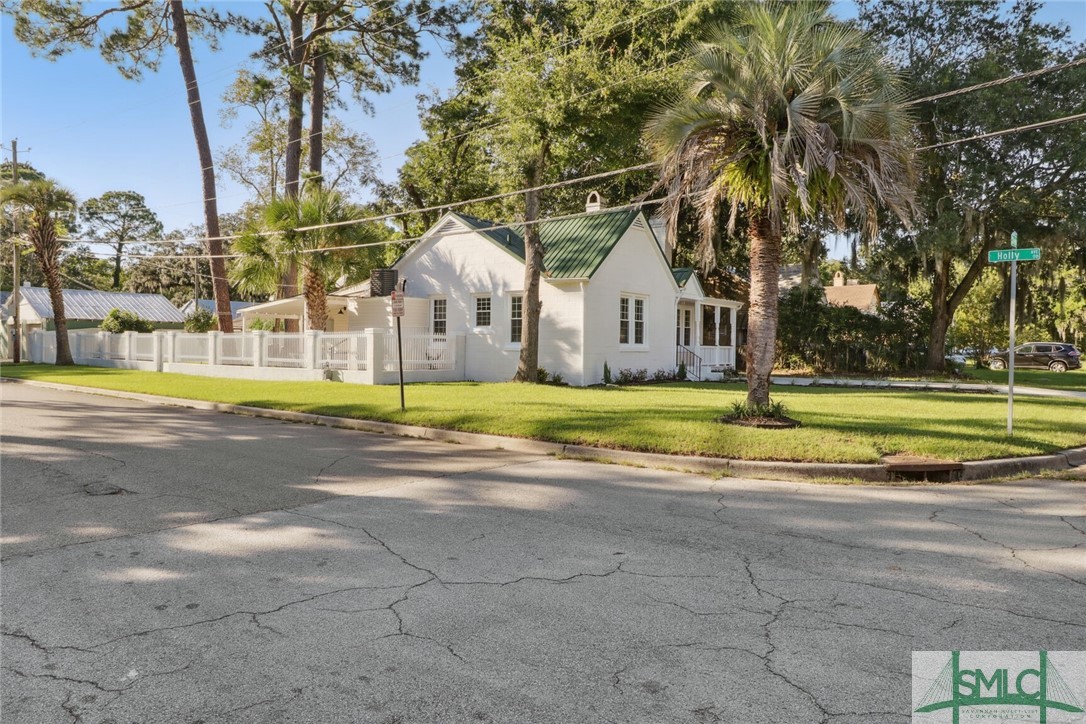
[988, 342, 1082, 372]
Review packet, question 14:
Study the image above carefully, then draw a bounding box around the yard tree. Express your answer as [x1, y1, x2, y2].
[459, 0, 704, 382]
[646, 1, 916, 406]
[230, 186, 384, 331]
[81, 191, 163, 289]
[1, 180, 78, 365]
[5, 0, 237, 331]
[858, 0, 1086, 370]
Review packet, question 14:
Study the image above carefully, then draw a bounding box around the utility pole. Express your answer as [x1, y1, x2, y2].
[10, 138, 21, 363]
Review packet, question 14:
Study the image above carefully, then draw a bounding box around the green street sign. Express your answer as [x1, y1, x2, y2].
[988, 248, 1041, 263]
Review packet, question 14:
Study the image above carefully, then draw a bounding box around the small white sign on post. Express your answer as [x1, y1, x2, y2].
[390, 290, 405, 317]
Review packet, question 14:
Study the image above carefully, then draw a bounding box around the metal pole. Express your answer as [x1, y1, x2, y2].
[1007, 231, 1017, 436]
[10, 139, 20, 363]
[396, 314, 405, 412]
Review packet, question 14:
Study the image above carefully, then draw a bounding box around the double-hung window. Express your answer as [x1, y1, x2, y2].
[619, 295, 646, 346]
[510, 295, 523, 344]
[431, 298, 447, 336]
[474, 295, 492, 328]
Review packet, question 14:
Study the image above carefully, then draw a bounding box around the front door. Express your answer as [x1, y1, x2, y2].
[676, 308, 693, 347]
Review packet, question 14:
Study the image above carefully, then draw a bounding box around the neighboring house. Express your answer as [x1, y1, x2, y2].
[240, 195, 742, 385]
[823, 271, 880, 314]
[179, 298, 257, 326]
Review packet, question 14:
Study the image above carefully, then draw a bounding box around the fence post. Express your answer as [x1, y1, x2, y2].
[208, 331, 220, 366]
[99, 331, 109, 360]
[252, 330, 265, 368]
[348, 333, 360, 372]
[369, 329, 384, 384]
[454, 332, 466, 380]
[70, 331, 81, 361]
[125, 331, 136, 362]
[164, 331, 177, 365]
[152, 332, 164, 371]
[304, 330, 320, 370]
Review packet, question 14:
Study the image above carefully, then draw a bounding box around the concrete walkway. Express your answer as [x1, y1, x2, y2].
[770, 374, 1086, 399]
[3, 383, 1085, 723]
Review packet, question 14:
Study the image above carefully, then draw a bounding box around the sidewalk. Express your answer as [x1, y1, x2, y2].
[770, 375, 1086, 400]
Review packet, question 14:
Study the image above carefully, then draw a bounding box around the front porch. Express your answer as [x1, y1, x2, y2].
[676, 299, 741, 380]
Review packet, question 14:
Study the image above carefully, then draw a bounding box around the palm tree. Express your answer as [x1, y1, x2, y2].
[646, 1, 915, 406]
[1, 180, 77, 365]
[231, 186, 383, 331]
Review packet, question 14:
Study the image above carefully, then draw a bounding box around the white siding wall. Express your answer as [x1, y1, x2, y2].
[582, 219, 679, 384]
[344, 296, 428, 332]
[395, 224, 586, 384]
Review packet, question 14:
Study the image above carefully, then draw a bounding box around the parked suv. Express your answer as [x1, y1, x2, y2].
[988, 342, 1082, 372]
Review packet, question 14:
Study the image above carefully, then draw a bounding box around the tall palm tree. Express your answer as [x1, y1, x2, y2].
[231, 186, 382, 331]
[1, 180, 78, 365]
[646, 1, 915, 405]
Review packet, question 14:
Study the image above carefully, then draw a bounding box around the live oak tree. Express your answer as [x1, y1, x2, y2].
[81, 190, 163, 289]
[858, 0, 1086, 370]
[5, 0, 237, 331]
[646, 1, 916, 406]
[0, 180, 78, 365]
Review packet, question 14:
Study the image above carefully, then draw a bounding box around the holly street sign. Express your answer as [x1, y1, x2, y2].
[988, 248, 1041, 263]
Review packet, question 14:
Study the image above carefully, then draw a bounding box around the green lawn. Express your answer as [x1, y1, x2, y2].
[968, 366, 1086, 392]
[2, 363, 1083, 464]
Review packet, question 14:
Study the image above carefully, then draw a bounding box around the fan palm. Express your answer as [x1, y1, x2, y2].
[1, 179, 78, 365]
[646, 1, 915, 405]
[231, 187, 382, 331]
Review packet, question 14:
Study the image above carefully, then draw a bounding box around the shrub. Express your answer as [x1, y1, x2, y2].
[536, 367, 549, 384]
[603, 361, 612, 385]
[183, 306, 217, 333]
[651, 368, 673, 382]
[247, 317, 274, 331]
[616, 368, 649, 385]
[550, 372, 564, 385]
[728, 400, 790, 419]
[632, 368, 648, 383]
[100, 308, 154, 333]
[677, 361, 687, 381]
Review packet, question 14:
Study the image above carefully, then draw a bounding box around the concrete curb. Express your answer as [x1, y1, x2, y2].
[4, 378, 1083, 483]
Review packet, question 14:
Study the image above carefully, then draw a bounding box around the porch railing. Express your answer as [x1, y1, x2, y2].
[676, 345, 702, 381]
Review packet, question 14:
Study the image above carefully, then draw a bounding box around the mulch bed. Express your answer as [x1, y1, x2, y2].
[717, 415, 802, 429]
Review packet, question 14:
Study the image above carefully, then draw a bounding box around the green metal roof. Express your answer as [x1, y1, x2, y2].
[672, 268, 695, 287]
[452, 209, 640, 279]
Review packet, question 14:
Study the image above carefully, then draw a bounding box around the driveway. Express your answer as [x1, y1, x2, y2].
[2, 381, 1084, 723]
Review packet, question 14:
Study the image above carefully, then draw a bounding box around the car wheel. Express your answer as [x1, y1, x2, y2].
[1050, 361, 1068, 373]
[989, 358, 1006, 370]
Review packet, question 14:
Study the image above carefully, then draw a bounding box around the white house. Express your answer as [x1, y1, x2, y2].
[239, 196, 742, 385]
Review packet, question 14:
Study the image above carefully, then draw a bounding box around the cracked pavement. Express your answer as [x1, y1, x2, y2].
[1, 382, 1084, 723]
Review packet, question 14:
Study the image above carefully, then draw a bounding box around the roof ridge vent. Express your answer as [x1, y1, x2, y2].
[585, 191, 604, 213]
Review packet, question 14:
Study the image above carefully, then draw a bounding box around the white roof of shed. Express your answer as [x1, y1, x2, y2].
[16, 287, 186, 323]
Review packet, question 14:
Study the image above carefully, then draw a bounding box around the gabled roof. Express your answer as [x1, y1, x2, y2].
[449, 208, 641, 280]
[824, 284, 879, 311]
[672, 268, 695, 287]
[15, 287, 186, 323]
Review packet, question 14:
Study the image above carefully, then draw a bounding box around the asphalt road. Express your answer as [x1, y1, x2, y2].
[2, 381, 1084, 724]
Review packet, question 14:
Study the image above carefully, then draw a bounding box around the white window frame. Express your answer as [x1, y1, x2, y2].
[430, 297, 447, 336]
[508, 293, 524, 348]
[473, 294, 493, 330]
[619, 293, 648, 350]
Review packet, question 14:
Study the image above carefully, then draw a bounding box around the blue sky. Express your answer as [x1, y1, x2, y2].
[2, 1, 1084, 239]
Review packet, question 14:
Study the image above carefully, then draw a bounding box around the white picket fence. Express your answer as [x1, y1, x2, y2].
[29, 329, 464, 385]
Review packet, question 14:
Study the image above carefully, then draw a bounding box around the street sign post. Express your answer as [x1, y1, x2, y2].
[391, 290, 406, 412]
[987, 232, 1041, 436]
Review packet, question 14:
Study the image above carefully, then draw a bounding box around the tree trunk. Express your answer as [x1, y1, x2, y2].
[925, 228, 994, 371]
[170, 0, 233, 333]
[35, 217, 74, 365]
[745, 211, 781, 406]
[112, 242, 123, 289]
[927, 253, 951, 371]
[279, 6, 305, 330]
[514, 145, 547, 382]
[302, 265, 327, 331]
[307, 35, 326, 184]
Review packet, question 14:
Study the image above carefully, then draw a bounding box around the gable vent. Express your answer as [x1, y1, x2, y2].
[435, 219, 460, 235]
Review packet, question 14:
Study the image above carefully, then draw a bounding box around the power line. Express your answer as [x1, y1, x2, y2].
[906, 56, 1086, 106]
[916, 111, 1086, 151]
